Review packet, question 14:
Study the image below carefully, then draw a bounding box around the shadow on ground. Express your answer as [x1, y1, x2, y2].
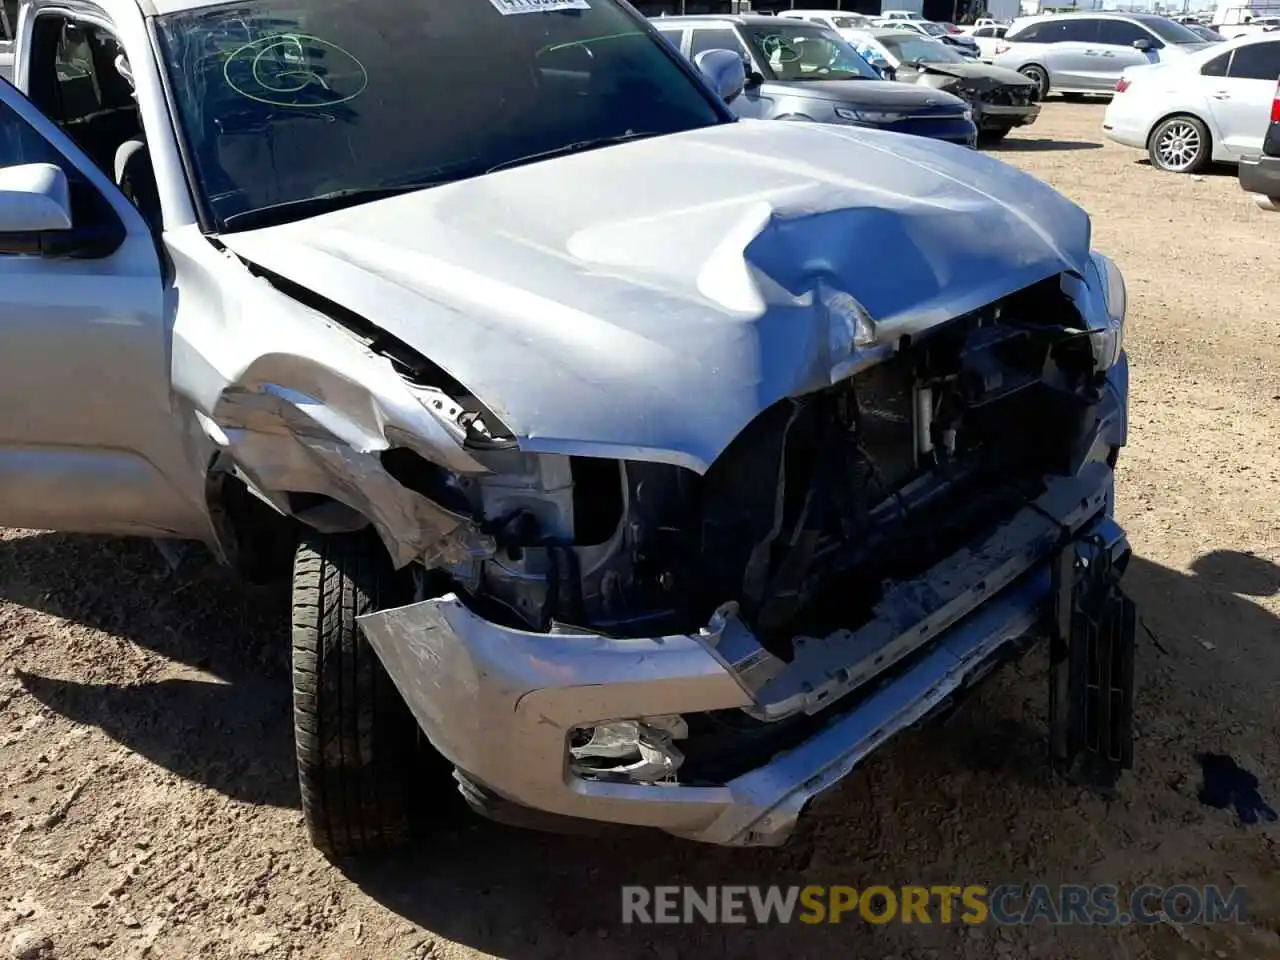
[1, 532, 296, 808]
[3, 533, 1277, 958]
[1132, 158, 1240, 179]
[991, 138, 1102, 152]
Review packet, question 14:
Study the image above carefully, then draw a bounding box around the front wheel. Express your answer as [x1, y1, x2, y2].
[1148, 115, 1210, 174]
[1018, 64, 1049, 101]
[291, 529, 422, 858]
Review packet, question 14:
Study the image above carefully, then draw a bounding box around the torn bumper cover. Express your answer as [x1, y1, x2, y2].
[358, 452, 1129, 847]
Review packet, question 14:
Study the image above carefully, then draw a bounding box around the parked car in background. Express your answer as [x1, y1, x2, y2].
[855, 30, 1039, 141]
[967, 23, 1010, 62]
[653, 15, 977, 147]
[1103, 32, 1280, 173]
[1213, 11, 1280, 40]
[777, 8, 876, 41]
[879, 9, 921, 20]
[1188, 24, 1227, 42]
[994, 13, 1213, 100]
[875, 18, 982, 57]
[1239, 76, 1280, 210]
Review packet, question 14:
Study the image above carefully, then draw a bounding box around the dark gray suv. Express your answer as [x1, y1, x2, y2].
[653, 14, 978, 148]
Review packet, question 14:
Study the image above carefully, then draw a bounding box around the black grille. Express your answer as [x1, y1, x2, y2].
[985, 85, 1033, 108]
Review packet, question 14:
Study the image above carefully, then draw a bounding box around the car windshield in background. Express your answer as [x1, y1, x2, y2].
[880, 34, 968, 63]
[742, 23, 880, 81]
[154, 0, 725, 233]
[1137, 15, 1209, 44]
[917, 22, 949, 36]
[830, 15, 870, 28]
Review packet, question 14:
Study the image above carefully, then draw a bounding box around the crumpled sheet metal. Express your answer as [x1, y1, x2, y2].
[209, 372, 493, 569]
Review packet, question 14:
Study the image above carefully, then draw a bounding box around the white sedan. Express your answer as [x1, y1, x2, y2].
[964, 23, 1009, 62]
[1103, 32, 1280, 173]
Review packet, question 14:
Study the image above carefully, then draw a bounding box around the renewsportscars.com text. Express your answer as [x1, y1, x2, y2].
[621, 884, 1247, 926]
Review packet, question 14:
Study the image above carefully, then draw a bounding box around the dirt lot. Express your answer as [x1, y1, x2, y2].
[2, 101, 1279, 960]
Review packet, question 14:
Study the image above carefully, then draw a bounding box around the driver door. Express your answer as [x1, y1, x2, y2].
[0, 78, 206, 537]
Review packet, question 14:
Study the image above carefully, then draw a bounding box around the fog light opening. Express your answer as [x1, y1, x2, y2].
[569, 717, 688, 784]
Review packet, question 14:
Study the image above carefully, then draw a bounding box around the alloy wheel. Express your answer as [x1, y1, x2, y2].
[1154, 120, 1202, 172]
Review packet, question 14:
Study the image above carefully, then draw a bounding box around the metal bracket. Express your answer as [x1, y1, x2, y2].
[1049, 536, 1136, 788]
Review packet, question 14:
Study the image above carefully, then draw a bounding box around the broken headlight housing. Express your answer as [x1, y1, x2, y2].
[1086, 252, 1127, 372]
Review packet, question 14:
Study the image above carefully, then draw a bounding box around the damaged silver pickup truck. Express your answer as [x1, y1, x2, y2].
[0, 0, 1134, 858]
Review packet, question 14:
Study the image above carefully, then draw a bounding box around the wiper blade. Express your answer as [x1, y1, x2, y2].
[486, 131, 663, 174]
[221, 182, 453, 232]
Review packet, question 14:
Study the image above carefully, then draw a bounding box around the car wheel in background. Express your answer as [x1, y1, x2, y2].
[1018, 64, 1049, 101]
[1148, 115, 1210, 174]
[979, 125, 1014, 144]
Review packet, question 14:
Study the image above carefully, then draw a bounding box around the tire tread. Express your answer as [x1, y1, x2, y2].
[291, 531, 415, 858]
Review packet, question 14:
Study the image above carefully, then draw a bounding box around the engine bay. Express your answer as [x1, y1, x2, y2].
[433, 274, 1104, 657]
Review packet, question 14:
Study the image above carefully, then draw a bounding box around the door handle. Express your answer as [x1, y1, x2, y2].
[1101, 51, 1116, 57]
[1211, 90, 1231, 100]
[1082, 49, 1098, 56]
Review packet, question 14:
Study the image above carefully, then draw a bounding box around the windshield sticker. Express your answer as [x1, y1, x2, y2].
[487, 0, 591, 15]
[223, 34, 368, 108]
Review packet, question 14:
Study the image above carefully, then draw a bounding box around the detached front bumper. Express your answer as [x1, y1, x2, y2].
[359, 363, 1130, 848]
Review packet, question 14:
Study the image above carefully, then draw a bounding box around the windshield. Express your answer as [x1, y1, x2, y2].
[742, 22, 880, 81]
[1139, 16, 1209, 44]
[830, 15, 871, 29]
[155, 0, 726, 232]
[879, 34, 968, 63]
[917, 22, 949, 36]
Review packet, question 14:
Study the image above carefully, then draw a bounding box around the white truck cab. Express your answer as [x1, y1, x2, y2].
[1213, 1, 1280, 39]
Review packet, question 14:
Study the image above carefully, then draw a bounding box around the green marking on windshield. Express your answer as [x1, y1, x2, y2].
[222, 33, 369, 108]
[540, 30, 641, 54]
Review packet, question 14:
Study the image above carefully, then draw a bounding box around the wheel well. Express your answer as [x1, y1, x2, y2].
[204, 464, 376, 585]
[1146, 111, 1211, 153]
[774, 114, 814, 122]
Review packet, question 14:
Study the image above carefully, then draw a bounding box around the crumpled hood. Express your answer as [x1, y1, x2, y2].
[221, 120, 1091, 474]
[916, 60, 1035, 88]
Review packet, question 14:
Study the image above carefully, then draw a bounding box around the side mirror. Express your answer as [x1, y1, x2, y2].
[694, 48, 747, 104]
[1132, 38, 1152, 51]
[0, 163, 73, 234]
[0, 162, 122, 258]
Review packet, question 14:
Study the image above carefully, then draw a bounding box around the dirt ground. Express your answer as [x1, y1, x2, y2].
[3, 101, 1279, 960]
